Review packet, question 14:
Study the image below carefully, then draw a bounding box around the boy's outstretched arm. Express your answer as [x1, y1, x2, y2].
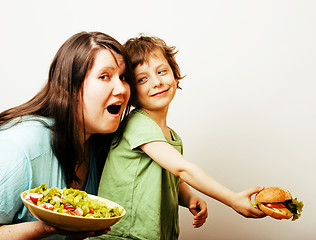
[178, 179, 208, 228]
[140, 141, 266, 218]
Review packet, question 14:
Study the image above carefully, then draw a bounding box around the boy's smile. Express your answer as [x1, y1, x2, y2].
[134, 49, 178, 113]
[151, 88, 169, 97]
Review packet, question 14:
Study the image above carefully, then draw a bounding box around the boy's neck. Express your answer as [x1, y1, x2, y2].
[141, 107, 168, 127]
[141, 107, 172, 140]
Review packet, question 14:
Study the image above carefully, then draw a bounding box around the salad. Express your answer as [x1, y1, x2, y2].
[23, 184, 124, 218]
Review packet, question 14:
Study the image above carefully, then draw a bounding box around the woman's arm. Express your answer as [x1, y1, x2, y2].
[140, 141, 265, 218]
[0, 221, 110, 240]
[0, 221, 55, 240]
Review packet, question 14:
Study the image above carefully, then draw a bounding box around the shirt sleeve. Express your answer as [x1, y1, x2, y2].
[124, 110, 167, 150]
[0, 139, 31, 224]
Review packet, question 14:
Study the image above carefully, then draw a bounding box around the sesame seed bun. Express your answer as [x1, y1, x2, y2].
[255, 187, 292, 203]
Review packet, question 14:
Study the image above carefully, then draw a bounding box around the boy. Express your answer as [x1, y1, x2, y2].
[96, 35, 265, 240]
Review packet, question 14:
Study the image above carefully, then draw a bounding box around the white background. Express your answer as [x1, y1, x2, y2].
[1, 1, 315, 239]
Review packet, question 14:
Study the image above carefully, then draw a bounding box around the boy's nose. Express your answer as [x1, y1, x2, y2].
[152, 75, 162, 88]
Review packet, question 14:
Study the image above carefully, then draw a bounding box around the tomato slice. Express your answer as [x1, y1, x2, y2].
[73, 207, 83, 216]
[63, 203, 76, 210]
[66, 211, 76, 216]
[264, 203, 286, 208]
[24, 193, 44, 203]
[39, 203, 54, 211]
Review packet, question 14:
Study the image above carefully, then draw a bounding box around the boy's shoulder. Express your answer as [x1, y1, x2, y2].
[127, 108, 152, 123]
[129, 108, 148, 117]
[125, 109, 163, 136]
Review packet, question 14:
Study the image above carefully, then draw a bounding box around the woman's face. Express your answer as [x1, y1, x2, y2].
[81, 49, 130, 139]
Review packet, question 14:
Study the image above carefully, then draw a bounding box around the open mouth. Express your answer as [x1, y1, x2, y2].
[107, 104, 122, 115]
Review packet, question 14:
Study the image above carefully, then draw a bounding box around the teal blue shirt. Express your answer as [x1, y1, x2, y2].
[0, 116, 99, 239]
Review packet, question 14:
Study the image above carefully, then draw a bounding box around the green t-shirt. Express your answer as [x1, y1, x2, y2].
[96, 109, 182, 240]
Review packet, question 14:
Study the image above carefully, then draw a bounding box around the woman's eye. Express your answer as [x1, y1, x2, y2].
[99, 74, 110, 80]
[120, 74, 126, 81]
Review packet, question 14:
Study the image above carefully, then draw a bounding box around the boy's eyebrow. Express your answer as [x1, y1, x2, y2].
[134, 71, 146, 77]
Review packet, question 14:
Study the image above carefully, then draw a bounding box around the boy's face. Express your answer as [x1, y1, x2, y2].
[134, 49, 178, 112]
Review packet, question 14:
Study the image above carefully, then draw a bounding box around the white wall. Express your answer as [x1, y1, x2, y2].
[1, 1, 315, 239]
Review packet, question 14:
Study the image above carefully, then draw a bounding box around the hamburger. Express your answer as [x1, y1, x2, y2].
[254, 187, 303, 221]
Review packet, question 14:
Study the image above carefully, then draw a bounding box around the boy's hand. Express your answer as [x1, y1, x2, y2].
[188, 195, 208, 228]
[230, 186, 266, 218]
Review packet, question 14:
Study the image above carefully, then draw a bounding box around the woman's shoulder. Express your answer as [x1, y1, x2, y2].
[1, 115, 53, 130]
[0, 116, 53, 153]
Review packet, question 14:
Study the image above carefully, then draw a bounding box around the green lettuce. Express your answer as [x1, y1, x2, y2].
[23, 183, 124, 218]
[284, 198, 304, 221]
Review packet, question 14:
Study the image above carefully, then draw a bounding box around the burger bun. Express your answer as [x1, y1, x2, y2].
[255, 187, 293, 220]
[255, 187, 292, 203]
[258, 203, 293, 220]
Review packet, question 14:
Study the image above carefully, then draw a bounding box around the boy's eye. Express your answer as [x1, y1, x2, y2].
[137, 77, 147, 84]
[158, 69, 167, 75]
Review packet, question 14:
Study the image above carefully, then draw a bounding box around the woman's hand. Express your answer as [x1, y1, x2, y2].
[41, 221, 111, 239]
[229, 186, 266, 218]
[188, 194, 208, 228]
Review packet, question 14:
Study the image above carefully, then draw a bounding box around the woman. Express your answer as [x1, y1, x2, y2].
[0, 31, 133, 239]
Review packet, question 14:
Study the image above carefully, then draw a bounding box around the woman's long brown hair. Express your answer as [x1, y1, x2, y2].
[0, 32, 133, 186]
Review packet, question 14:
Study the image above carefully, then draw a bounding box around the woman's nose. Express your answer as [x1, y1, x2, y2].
[112, 77, 129, 96]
